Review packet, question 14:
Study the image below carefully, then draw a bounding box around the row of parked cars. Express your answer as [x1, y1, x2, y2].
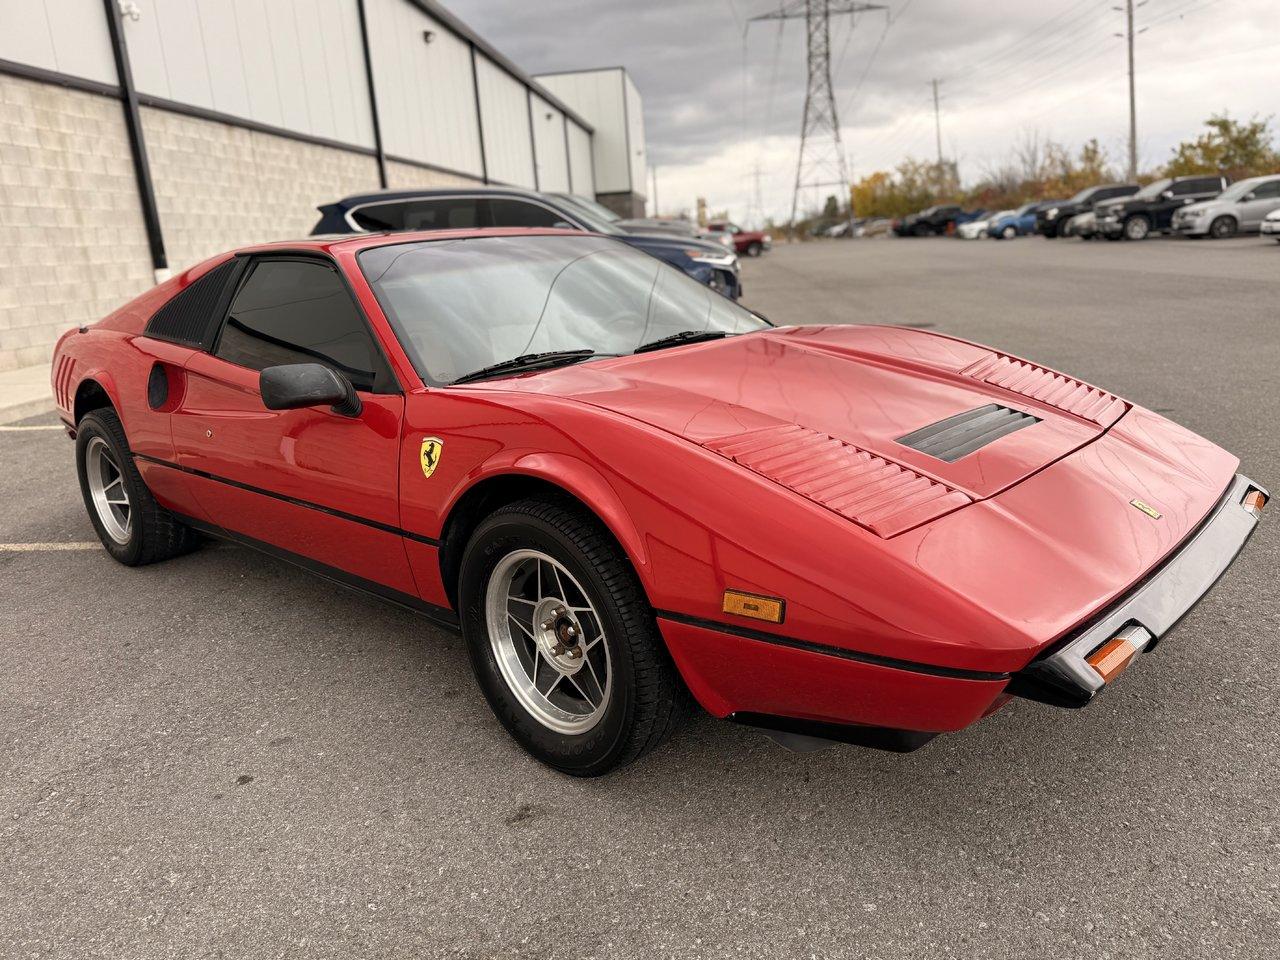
[312, 186, 754, 298]
[890, 173, 1280, 243]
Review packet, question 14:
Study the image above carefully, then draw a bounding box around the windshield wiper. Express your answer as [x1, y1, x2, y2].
[452, 349, 597, 384]
[633, 330, 731, 354]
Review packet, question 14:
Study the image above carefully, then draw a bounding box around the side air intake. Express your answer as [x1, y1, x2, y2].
[897, 404, 1040, 462]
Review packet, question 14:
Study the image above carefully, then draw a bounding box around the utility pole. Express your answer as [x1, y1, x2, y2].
[1115, 0, 1146, 180]
[749, 1, 887, 236]
[929, 78, 943, 167]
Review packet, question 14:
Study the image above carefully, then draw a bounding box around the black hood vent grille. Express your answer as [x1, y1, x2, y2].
[898, 404, 1040, 462]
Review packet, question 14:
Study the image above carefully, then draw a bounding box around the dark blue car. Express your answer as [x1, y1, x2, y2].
[987, 202, 1041, 240]
[312, 188, 743, 299]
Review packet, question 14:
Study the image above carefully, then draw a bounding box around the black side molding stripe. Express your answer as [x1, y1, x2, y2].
[175, 512, 459, 631]
[654, 610, 1010, 682]
[134, 453, 441, 547]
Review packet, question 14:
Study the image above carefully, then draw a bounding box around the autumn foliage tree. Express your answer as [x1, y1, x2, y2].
[1165, 114, 1280, 181]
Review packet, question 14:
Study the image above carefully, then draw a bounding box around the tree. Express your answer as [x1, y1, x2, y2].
[1165, 114, 1280, 181]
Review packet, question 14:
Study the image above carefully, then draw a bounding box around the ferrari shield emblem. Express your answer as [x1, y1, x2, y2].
[1129, 498, 1161, 520]
[419, 437, 444, 478]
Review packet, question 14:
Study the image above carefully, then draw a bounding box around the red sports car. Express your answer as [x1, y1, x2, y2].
[53, 228, 1266, 775]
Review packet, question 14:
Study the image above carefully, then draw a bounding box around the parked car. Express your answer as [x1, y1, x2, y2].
[312, 188, 743, 299]
[549, 196, 732, 247]
[1036, 183, 1140, 238]
[1096, 175, 1228, 240]
[706, 220, 772, 257]
[988, 202, 1055, 240]
[957, 209, 1011, 240]
[860, 217, 893, 237]
[1061, 210, 1098, 239]
[1171, 174, 1280, 238]
[895, 205, 962, 237]
[52, 228, 1267, 774]
[1262, 206, 1280, 242]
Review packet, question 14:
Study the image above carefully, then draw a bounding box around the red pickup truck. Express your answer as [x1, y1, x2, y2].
[707, 220, 772, 257]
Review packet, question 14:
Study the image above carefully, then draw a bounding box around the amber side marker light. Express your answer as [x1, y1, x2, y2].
[1086, 633, 1141, 683]
[1243, 489, 1268, 517]
[723, 590, 785, 624]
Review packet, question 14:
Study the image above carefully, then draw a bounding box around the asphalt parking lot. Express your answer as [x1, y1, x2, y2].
[3, 234, 1278, 959]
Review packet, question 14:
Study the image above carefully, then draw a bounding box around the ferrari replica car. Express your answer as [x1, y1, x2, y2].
[53, 228, 1267, 775]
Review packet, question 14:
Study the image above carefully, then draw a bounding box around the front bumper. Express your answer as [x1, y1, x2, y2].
[1008, 474, 1267, 708]
[1173, 215, 1210, 236]
[1097, 215, 1123, 236]
[1260, 219, 1280, 236]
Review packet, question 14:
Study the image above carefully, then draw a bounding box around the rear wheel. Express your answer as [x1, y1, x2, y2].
[746, 241, 763, 257]
[1209, 215, 1237, 239]
[458, 499, 681, 776]
[76, 409, 197, 565]
[1123, 215, 1151, 241]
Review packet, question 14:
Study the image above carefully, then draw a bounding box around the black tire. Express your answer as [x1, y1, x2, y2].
[458, 499, 682, 776]
[1209, 216, 1237, 239]
[746, 241, 763, 257]
[76, 409, 197, 566]
[1123, 215, 1151, 241]
[913, 224, 930, 237]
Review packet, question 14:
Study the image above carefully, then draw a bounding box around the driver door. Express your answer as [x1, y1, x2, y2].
[170, 255, 416, 596]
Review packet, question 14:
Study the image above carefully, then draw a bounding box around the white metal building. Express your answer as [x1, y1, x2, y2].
[0, 0, 621, 389]
[535, 67, 647, 217]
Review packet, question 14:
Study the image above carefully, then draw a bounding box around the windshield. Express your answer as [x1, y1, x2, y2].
[553, 193, 624, 225]
[359, 234, 769, 386]
[1068, 187, 1097, 203]
[1215, 178, 1264, 201]
[1015, 203, 1036, 215]
[1134, 178, 1172, 200]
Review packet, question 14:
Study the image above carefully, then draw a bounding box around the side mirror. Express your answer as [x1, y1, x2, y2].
[260, 363, 362, 417]
[1240, 194, 1256, 203]
[1160, 190, 1174, 199]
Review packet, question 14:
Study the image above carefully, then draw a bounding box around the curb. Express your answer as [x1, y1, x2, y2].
[0, 396, 56, 426]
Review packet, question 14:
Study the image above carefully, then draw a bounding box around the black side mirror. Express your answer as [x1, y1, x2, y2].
[260, 363, 362, 417]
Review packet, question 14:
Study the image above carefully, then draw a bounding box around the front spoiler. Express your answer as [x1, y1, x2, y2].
[1008, 474, 1267, 708]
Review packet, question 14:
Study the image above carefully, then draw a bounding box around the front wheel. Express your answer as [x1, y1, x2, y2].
[746, 241, 763, 257]
[1123, 216, 1151, 241]
[76, 409, 197, 565]
[458, 499, 682, 776]
[1209, 216, 1237, 239]
[1001, 225, 1017, 240]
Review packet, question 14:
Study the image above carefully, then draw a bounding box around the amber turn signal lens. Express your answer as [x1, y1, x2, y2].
[1086, 635, 1139, 683]
[722, 590, 785, 624]
[1243, 490, 1267, 516]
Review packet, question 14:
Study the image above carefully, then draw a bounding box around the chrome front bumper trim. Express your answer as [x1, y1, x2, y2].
[1008, 474, 1267, 708]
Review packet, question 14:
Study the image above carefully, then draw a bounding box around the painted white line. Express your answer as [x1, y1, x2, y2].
[0, 425, 64, 432]
[0, 542, 102, 552]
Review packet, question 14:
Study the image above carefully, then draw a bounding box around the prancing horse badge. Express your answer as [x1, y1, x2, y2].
[420, 437, 444, 478]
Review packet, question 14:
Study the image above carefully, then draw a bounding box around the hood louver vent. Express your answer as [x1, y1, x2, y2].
[704, 425, 972, 538]
[898, 404, 1040, 462]
[961, 354, 1126, 425]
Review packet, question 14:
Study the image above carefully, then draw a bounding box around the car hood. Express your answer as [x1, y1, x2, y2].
[621, 234, 730, 257]
[485, 326, 1128, 535]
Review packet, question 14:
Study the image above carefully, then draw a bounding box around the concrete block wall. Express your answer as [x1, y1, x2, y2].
[0, 74, 486, 374]
[141, 108, 382, 274]
[0, 75, 154, 372]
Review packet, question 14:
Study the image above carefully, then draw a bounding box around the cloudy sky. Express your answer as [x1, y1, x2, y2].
[449, 0, 1280, 225]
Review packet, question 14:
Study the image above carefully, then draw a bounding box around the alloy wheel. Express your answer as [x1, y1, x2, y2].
[485, 549, 612, 735]
[85, 436, 132, 544]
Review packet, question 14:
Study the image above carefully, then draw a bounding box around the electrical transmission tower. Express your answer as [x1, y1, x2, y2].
[749, 0, 887, 233]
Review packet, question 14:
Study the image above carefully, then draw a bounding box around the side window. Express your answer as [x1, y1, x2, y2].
[485, 199, 571, 229]
[351, 198, 482, 232]
[1250, 181, 1280, 200]
[215, 260, 392, 393]
[1169, 180, 1198, 196]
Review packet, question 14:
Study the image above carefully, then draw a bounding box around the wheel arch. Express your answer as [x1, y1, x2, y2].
[436, 458, 650, 611]
[74, 374, 120, 424]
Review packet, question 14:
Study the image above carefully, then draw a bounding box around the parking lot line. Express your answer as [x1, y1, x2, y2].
[0, 542, 101, 551]
[0, 425, 64, 432]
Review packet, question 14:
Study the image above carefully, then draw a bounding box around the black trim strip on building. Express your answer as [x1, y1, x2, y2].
[0, 57, 119, 98]
[100, 0, 167, 273]
[355, 0, 388, 189]
[654, 610, 1011, 682]
[561, 112, 573, 193]
[134, 453, 442, 547]
[468, 42, 489, 185]
[175, 511, 460, 631]
[525, 87, 539, 190]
